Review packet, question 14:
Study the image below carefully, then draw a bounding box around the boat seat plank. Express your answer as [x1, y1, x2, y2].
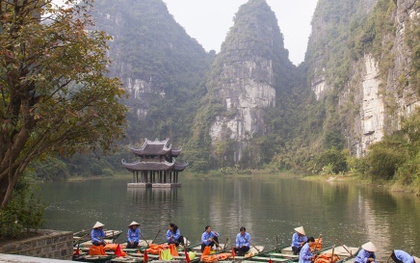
[252, 256, 292, 262]
[268, 253, 298, 258]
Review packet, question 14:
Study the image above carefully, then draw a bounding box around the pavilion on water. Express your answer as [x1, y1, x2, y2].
[121, 138, 188, 188]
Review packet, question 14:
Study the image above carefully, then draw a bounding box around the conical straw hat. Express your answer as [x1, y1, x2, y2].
[294, 226, 305, 235]
[413, 256, 420, 263]
[92, 221, 104, 229]
[361, 242, 377, 252]
[129, 221, 140, 227]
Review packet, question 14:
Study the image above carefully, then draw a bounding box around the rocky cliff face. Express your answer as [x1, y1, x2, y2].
[206, 0, 294, 161]
[91, 0, 211, 143]
[308, 0, 420, 156]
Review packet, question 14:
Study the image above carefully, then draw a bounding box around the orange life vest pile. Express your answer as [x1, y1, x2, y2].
[88, 243, 128, 257]
[314, 253, 340, 263]
[200, 246, 232, 262]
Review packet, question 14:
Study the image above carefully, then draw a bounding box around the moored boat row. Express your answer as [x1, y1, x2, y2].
[72, 229, 417, 263]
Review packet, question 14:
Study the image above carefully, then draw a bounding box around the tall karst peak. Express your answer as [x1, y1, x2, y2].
[220, 0, 288, 63]
[201, 0, 295, 164]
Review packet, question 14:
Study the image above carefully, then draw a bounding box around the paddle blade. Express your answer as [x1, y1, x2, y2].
[143, 250, 148, 263]
[231, 247, 236, 259]
[73, 243, 80, 256]
[185, 249, 191, 263]
[115, 244, 122, 257]
[269, 259, 272, 263]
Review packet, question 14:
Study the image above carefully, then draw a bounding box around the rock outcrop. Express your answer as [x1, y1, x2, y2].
[205, 0, 294, 161]
[307, 0, 420, 156]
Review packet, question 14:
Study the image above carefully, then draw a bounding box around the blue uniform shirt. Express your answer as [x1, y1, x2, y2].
[166, 229, 181, 242]
[201, 231, 220, 245]
[299, 243, 313, 263]
[91, 228, 105, 243]
[292, 233, 308, 247]
[355, 249, 377, 263]
[235, 232, 251, 247]
[394, 250, 415, 263]
[127, 227, 141, 243]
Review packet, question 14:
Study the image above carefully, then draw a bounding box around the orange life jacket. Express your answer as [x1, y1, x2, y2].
[89, 245, 107, 255]
[201, 253, 232, 262]
[314, 253, 340, 263]
[311, 238, 323, 251]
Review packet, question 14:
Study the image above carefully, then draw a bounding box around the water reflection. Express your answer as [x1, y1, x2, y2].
[39, 176, 420, 259]
[127, 188, 179, 203]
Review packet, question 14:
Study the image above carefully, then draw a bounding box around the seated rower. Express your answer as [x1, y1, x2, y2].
[166, 223, 185, 247]
[234, 226, 250, 256]
[91, 221, 106, 246]
[391, 250, 419, 263]
[127, 221, 141, 248]
[355, 242, 378, 263]
[201, 225, 220, 252]
[292, 226, 308, 255]
[299, 236, 315, 263]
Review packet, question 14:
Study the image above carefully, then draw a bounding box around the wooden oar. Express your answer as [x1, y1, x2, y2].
[211, 237, 222, 250]
[223, 238, 229, 250]
[244, 237, 261, 253]
[330, 247, 335, 263]
[73, 232, 90, 247]
[385, 250, 393, 263]
[335, 239, 353, 257]
[140, 233, 150, 247]
[183, 236, 189, 250]
[151, 230, 161, 244]
[74, 229, 89, 236]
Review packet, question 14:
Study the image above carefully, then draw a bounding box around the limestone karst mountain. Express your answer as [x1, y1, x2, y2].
[54, 0, 420, 176]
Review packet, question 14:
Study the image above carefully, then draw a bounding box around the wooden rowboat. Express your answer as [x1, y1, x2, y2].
[216, 246, 296, 263]
[73, 229, 123, 246]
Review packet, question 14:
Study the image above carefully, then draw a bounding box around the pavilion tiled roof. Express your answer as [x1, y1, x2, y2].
[129, 138, 182, 157]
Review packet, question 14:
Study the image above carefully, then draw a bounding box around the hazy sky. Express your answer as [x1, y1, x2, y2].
[163, 0, 318, 65]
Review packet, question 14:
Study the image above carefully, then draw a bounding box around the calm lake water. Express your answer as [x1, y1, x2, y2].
[39, 175, 420, 259]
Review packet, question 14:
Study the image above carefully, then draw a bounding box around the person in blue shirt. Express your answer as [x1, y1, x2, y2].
[127, 221, 141, 248]
[355, 242, 378, 263]
[292, 226, 308, 255]
[299, 236, 315, 263]
[234, 226, 251, 256]
[201, 225, 220, 252]
[391, 250, 417, 263]
[91, 221, 106, 246]
[166, 223, 184, 247]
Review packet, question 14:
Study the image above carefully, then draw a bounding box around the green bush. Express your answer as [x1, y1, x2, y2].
[365, 144, 407, 180]
[315, 148, 348, 174]
[0, 178, 45, 241]
[395, 151, 420, 185]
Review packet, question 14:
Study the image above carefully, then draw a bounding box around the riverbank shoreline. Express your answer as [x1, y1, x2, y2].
[42, 169, 420, 196]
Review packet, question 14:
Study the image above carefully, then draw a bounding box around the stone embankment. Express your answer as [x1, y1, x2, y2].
[0, 229, 73, 261]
